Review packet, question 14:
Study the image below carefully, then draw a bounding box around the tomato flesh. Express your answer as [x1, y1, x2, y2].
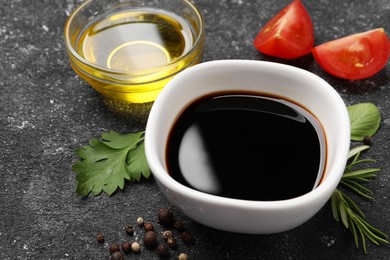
[312, 28, 390, 80]
[253, 0, 314, 59]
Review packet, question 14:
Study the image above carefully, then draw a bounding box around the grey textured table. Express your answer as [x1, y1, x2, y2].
[1, 0, 390, 259]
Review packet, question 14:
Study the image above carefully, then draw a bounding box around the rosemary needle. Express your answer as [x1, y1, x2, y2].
[331, 145, 389, 253]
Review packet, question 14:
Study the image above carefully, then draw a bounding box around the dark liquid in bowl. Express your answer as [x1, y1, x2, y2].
[166, 93, 326, 201]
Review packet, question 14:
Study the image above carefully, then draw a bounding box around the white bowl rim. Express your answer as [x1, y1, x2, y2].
[145, 59, 350, 210]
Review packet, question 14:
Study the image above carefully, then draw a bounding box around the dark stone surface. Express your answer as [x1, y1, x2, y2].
[1, 0, 389, 259]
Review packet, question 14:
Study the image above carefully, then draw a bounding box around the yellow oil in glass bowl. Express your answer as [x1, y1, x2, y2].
[64, 0, 204, 105]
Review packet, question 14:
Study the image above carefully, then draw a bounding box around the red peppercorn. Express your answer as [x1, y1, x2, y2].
[121, 241, 132, 253]
[156, 244, 170, 258]
[157, 208, 175, 227]
[109, 244, 121, 254]
[181, 231, 193, 245]
[144, 222, 154, 232]
[125, 224, 134, 235]
[96, 233, 105, 243]
[363, 135, 373, 146]
[110, 251, 124, 260]
[174, 220, 186, 231]
[144, 231, 158, 249]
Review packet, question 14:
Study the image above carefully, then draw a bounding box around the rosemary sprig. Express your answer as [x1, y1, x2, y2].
[331, 145, 389, 252]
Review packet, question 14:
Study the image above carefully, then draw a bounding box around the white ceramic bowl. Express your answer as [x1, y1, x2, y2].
[145, 60, 350, 234]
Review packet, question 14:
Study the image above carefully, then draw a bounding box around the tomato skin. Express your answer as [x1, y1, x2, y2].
[253, 0, 314, 59]
[312, 29, 390, 80]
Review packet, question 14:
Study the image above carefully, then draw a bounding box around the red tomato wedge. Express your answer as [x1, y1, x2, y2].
[312, 28, 390, 80]
[253, 0, 314, 59]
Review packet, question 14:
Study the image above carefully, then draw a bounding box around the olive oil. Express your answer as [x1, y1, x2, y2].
[77, 9, 193, 71]
[72, 8, 199, 103]
[166, 94, 326, 201]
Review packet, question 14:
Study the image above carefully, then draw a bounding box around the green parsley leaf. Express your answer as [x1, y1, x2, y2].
[72, 130, 150, 197]
[348, 103, 381, 141]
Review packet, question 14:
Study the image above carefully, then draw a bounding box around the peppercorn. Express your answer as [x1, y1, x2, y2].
[157, 208, 175, 227]
[124, 224, 134, 235]
[178, 253, 189, 260]
[166, 236, 176, 248]
[121, 241, 132, 253]
[131, 241, 141, 253]
[137, 217, 144, 226]
[109, 244, 121, 254]
[363, 135, 373, 146]
[156, 244, 170, 259]
[110, 251, 124, 260]
[174, 220, 186, 231]
[144, 222, 154, 232]
[96, 233, 105, 243]
[162, 230, 173, 240]
[143, 231, 158, 249]
[181, 231, 193, 245]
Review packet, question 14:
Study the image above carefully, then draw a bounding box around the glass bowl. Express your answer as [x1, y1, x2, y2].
[64, 0, 205, 104]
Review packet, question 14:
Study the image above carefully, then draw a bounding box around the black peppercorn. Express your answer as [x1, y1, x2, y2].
[144, 231, 158, 249]
[144, 222, 154, 232]
[125, 224, 134, 235]
[174, 220, 186, 231]
[121, 241, 132, 253]
[109, 244, 121, 254]
[96, 233, 105, 243]
[157, 208, 175, 227]
[110, 251, 124, 260]
[156, 244, 170, 259]
[181, 231, 193, 245]
[363, 135, 373, 146]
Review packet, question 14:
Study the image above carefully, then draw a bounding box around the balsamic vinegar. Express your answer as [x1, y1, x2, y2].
[166, 93, 326, 201]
